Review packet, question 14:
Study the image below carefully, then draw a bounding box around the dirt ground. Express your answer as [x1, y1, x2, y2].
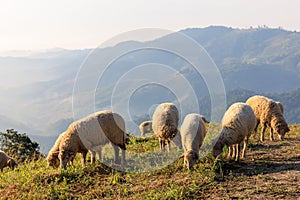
[204, 130, 300, 199]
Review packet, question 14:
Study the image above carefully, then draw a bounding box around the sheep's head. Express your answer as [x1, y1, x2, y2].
[272, 120, 290, 140]
[275, 124, 290, 140]
[7, 158, 18, 170]
[182, 150, 199, 170]
[46, 154, 60, 168]
[58, 150, 74, 169]
[212, 129, 228, 158]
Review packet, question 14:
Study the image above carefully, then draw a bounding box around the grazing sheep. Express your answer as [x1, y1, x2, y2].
[246, 95, 289, 142]
[58, 110, 126, 169]
[140, 121, 181, 149]
[139, 121, 153, 137]
[213, 102, 256, 162]
[152, 103, 179, 152]
[179, 114, 206, 169]
[0, 150, 18, 172]
[46, 132, 88, 168]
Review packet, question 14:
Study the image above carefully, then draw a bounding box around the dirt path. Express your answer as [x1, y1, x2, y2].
[205, 132, 300, 199]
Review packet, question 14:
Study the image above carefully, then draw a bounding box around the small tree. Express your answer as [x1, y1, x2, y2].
[0, 129, 41, 162]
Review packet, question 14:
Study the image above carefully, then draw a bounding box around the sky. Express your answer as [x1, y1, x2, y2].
[0, 0, 300, 54]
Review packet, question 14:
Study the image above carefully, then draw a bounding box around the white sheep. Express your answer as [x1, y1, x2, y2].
[213, 102, 256, 162]
[152, 103, 179, 152]
[58, 110, 126, 169]
[0, 150, 18, 172]
[139, 121, 153, 137]
[46, 131, 88, 168]
[139, 120, 182, 149]
[179, 113, 206, 169]
[246, 95, 289, 141]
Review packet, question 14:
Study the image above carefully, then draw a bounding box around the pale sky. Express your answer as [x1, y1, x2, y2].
[0, 0, 299, 53]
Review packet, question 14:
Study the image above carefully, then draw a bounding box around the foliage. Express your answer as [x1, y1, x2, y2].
[0, 129, 41, 162]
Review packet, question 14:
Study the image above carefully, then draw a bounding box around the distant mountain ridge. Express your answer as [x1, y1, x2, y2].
[181, 26, 300, 92]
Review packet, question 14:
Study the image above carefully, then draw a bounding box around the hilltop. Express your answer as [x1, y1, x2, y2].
[0, 123, 299, 199]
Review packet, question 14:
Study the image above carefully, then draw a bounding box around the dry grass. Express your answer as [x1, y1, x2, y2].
[0, 124, 299, 199]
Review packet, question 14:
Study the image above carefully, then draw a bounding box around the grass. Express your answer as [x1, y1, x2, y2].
[0, 124, 299, 199]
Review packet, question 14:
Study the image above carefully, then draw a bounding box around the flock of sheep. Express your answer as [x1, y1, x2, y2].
[0, 95, 290, 172]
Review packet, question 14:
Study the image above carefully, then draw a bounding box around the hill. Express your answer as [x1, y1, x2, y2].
[0, 123, 299, 199]
[182, 26, 300, 93]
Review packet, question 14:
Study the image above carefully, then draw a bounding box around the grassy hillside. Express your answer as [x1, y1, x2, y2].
[0, 124, 299, 199]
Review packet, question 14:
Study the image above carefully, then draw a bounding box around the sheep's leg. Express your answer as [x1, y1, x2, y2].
[89, 150, 96, 164]
[68, 156, 74, 166]
[121, 148, 126, 166]
[167, 140, 171, 152]
[235, 143, 241, 162]
[241, 135, 249, 159]
[59, 156, 66, 169]
[113, 145, 120, 164]
[269, 127, 274, 141]
[159, 138, 162, 150]
[81, 150, 87, 166]
[159, 138, 165, 152]
[254, 125, 258, 135]
[227, 145, 233, 159]
[98, 146, 102, 161]
[232, 145, 236, 160]
[260, 123, 267, 142]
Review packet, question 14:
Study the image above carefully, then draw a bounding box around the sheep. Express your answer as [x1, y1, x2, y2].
[152, 103, 179, 152]
[213, 102, 256, 162]
[0, 150, 18, 172]
[139, 120, 182, 149]
[246, 95, 289, 142]
[58, 110, 126, 169]
[139, 120, 153, 137]
[179, 113, 206, 169]
[46, 131, 88, 168]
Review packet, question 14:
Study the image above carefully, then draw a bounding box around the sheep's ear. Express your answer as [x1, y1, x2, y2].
[178, 154, 184, 159]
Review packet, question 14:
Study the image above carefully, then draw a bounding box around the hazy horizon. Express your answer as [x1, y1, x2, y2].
[1, 0, 300, 54]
